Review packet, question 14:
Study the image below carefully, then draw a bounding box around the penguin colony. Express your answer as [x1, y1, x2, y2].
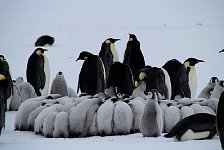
[0, 35, 224, 147]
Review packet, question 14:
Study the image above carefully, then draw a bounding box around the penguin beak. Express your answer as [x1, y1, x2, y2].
[114, 39, 120, 42]
[76, 58, 80, 61]
[43, 49, 48, 51]
[197, 59, 204, 63]
[219, 49, 224, 53]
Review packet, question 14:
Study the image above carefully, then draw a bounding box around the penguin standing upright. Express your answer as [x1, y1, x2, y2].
[198, 77, 219, 99]
[162, 59, 182, 98]
[76, 51, 105, 95]
[99, 38, 120, 81]
[123, 34, 145, 77]
[216, 91, 224, 149]
[26, 48, 50, 96]
[0, 55, 13, 110]
[172, 58, 204, 99]
[140, 90, 163, 137]
[0, 74, 8, 135]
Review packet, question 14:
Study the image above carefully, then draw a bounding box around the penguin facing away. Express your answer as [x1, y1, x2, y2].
[0, 55, 13, 110]
[76, 51, 106, 95]
[172, 58, 204, 100]
[162, 59, 182, 97]
[164, 113, 216, 141]
[139, 90, 163, 137]
[216, 91, 224, 149]
[35, 35, 55, 47]
[106, 62, 134, 96]
[99, 38, 120, 81]
[26, 48, 50, 96]
[123, 34, 145, 77]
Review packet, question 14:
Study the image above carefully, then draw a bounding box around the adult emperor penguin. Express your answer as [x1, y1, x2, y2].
[99, 38, 120, 81]
[0, 55, 13, 110]
[0, 74, 8, 135]
[164, 113, 217, 141]
[198, 77, 219, 99]
[139, 90, 163, 137]
[219, 49, 224, 53]
[172, 58, 204, 99]
[123, 34, 145, 77]
[162, 59, 182, 97]
[106, 62, 134, 96]
[138, 67, 169, 99]
[26, 48, 50, 96]
[76, 51, 106, 95]
[35, 35, 55, 47]
[216, 91, 224, 149]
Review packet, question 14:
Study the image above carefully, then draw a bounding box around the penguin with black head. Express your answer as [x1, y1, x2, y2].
[137, 67, 169, 99]
[106, 62, 134, 96]
[164, 113, 217, 141]
[35, 35, 55, 47]
[162, 59, 182, 95]
[26, 48, 50, 96]
[99, 38, 120, 81]
[123, 34, 145, 77]
[219, 49, 224, 53]
[0, 55, 13, 110]
[172, 58, 204, 100]
[76, 51, 106, 95]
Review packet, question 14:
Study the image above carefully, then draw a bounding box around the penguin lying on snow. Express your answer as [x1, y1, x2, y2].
[164, 113, 216, 141]
[76, 51, 106, 95]
[35, 35, 55, 47]
[26, 48, 50, 96]
[216, 91, 224, 149]
[140, 90, 163, 137]
[198, 77, 218, 99]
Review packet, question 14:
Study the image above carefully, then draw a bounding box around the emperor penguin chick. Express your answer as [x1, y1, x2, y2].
[140, 90, 163, 137]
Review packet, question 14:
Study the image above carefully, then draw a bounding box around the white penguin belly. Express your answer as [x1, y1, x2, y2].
[188, 67, 197, 99]
[110, 43, 119, 62]
[40, 55, 50, 96]
[180, 129, 210, 141]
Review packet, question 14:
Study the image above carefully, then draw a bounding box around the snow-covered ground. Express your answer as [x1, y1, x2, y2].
[0, 111, 221, 150]
[0, 0, 224, 149]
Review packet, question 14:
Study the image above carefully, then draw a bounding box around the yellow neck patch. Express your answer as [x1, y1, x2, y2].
[0, 57, 4, 61]
[139, 72, 146, 81]
[84, 57, 88, 60]
[105, 40, 111, 44]
[135, 81, 139, 88]
[0, 75, 6, 81]
[129, 38, 133, 41]
[36, 50, 43, 55]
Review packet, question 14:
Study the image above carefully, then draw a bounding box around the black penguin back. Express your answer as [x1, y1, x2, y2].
[107, 62, 134, 96]
[26, 52, 46, 96]
[123, 34, 145, 77]
[78, 54, 105, 95]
